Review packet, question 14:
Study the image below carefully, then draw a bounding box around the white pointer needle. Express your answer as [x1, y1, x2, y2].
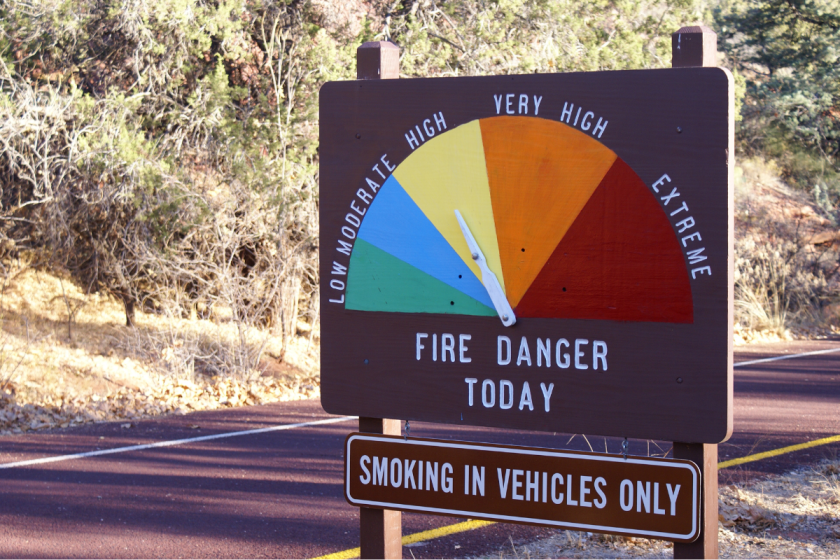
[454, 210, 516, 327]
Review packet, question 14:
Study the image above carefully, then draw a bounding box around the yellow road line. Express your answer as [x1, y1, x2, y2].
[718, 434, 840, 469]
[317, 436, 840, 559]
[314, 519, 495, 559]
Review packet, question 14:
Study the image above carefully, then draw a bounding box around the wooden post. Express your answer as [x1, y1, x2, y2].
[357, 41, 400, 80]
[359, 418, 402, 559]
[672, 24, 719, 560]
[673, 443, 719, 558]
[671, 25, 717, 68]
[356, 43, 402, 560]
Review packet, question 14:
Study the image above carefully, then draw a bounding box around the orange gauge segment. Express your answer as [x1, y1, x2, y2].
[480, 116, 617, 308]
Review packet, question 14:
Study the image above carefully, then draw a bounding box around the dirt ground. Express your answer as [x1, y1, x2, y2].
[488, 459, 840, 559]
[0, 263, 320, 435]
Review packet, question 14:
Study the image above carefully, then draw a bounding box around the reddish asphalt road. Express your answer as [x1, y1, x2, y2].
[0, 340, 838, 558]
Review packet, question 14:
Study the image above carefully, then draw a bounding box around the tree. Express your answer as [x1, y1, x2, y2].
[716, 0, 840, 206]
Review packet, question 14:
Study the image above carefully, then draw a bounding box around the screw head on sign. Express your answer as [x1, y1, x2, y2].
[471, 253, 479, 260]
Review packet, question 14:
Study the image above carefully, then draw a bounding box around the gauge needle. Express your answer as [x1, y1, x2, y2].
[455, 210, 516, 327]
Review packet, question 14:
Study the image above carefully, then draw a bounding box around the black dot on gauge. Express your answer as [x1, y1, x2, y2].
[562, 287, 567, 292]
[450, 301, 454, 306]
[521, 248, 525, 252]
[458, 275, 462, 279]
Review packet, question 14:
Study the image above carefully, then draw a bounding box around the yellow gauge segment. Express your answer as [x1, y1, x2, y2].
[393, 120, 505, 294]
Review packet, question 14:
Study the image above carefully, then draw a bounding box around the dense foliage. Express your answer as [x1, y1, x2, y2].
[0, 0, 835, 356]
[716, 0, 840, 211]
[0, 0, 707, 344]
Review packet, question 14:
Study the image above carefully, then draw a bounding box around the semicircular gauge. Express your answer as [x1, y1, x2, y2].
[346, 116, 693, 324]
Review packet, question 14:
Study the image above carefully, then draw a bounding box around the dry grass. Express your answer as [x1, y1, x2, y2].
[487, 459, 840, 559]
[0, 261, 319, 435]
[734, 157, 840, 344]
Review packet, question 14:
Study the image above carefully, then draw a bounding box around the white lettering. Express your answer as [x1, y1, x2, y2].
[551, 473, 564, 504]
[594, 477, 607, 508]
[692, 266, 712, 279]
[373, 457, 388, 486]
[426, 461, 438, 492]
[518, 381, 533, 411]
[518, 93, 528, 114]
[423, 118, 435, 138]
[360, 455, 371, 485]
[681, 232, 702, 247]
[667, 483, 681, 516]
[651, 174, 671, 193]
[512, 469, 524, 500]
[498, 336, 511, 365]
[561, 102, 573, 123]
[654, 482, 666, 515]
[459, 334, 472, 363]
[575, 339, 589, 370]
[670, 201, 690, 216]
[593, 341, 608, 371]
[336, 239, 353, 256]
[580, 476, 592, 507]
[675, 216, 695, 233]
[637, 481, 651, 513]
[441, 333, 455, 363]
[556, 339, 570, 368]
[537, 338, 551, 367]
[526, 470, 539, 501]
[472, 466, 485, 496]
[416, 333, 427, 360]
[498, 468, 510, 499]
[517, 337, 532, 366]
[661, 187, 680, 206]
[390, 458, 403, 487]
[593, 117, 608, 138]
[620, 479, 633, 511]
[566, 474, 578, 506]
[499, 380, 514, 410]
[465, 377, 477, 406]
[533, 95, 542, 115]
[581, 111, 594, 131]
[442, 463, 453, 493]
[540, 383, 554, 412]
[404, 460, 416, 489]
[686, 247, 707, 264]
[482, 379, 495, 408]
[381, 154, 395, 172]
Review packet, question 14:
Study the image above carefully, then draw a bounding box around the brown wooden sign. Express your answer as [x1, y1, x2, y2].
[345, 434, 701, 542]
[320, 68, 734, 443]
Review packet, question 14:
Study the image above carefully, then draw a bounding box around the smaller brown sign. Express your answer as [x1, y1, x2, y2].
[345, 434, 701, 542]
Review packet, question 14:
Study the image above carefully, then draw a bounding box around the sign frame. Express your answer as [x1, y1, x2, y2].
[345, 433, 702, 543]
[319, 65, 734, 444]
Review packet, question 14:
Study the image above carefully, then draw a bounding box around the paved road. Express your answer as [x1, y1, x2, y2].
[0, 341, 838, 558]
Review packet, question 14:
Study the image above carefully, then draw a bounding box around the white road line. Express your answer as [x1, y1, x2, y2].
[734, 346, 840, 368]
[0, 415, 357, 469]
[3, 347, 838, 470]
